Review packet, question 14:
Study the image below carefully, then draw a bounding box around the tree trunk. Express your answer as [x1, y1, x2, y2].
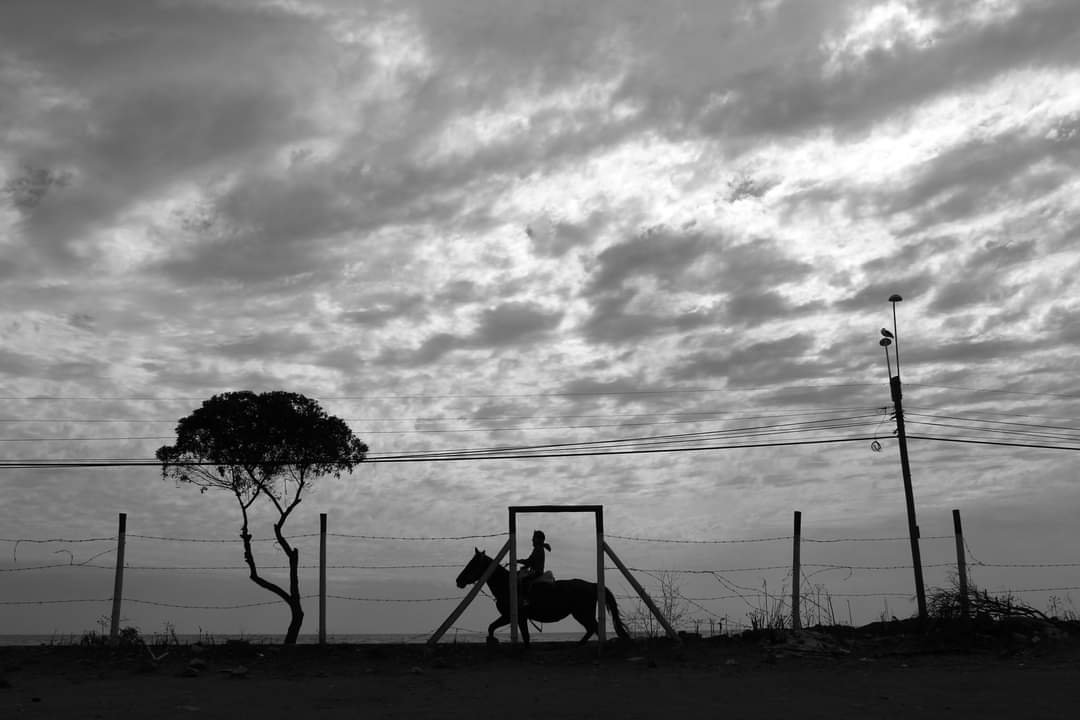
[239, 523, 299, 645]
[284, 600, 305, 645]
[283, 546, 304, 645]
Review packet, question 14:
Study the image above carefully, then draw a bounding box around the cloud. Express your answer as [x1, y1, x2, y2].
[526, 213, 605, 258]
[832, 274, 937, 312]
[0, 0, 341, 262]
[472, 302, 564, 346]
[725, 289, 800, 326]
[578, 289, 716, 345]
[213, 331, 316, 362]
[0, 347, 108, 382]
[0, 348, 38, 377]
[883, 124, 1080, 230]
[669, 332, 822, 384]
[376, 301, 564, 366]
[4, 0, 1080, 636]
[341, 293, 427, 328]
[586, 229, 717, 295]
[578, 231, 816, 344]
[694, 0, 1080, 139]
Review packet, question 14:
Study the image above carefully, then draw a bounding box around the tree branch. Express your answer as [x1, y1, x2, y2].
[236, 490, 291, 605]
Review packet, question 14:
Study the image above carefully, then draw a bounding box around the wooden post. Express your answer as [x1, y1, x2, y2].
[319, 513, 327, 645]
[604, 541, 681, 643]
[508, 509, 518, 644]
[428, 541, 511, 645]
[792, 510, 802, 631]
[505, 505, 606, 645]
[953, 509, 969, 620]
[595, 508, 606, 648]
[109, 512, 127, 642]
[890, 375, 928, 622]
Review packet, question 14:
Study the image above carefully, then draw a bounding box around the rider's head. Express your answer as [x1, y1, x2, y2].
[533, 530, 550, 550]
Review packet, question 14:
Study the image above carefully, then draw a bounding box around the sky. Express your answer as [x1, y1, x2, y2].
[2, 0, 1079, 640]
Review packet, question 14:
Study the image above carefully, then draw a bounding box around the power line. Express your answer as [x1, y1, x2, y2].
[906, 412, 1080, 434]
[607, 534, 789, 545]
[803, 535, 952, 543]
[906, 405, 1080, 424]
[371, 414, 881, 459]
[0, 536, 115, 544]
[327, 532, 504, 541]
[0, 418, 877, 449]
[0, 383, 882, 402]
[905, 420, 1080, 443]
[909, 435, 1080, 452]
[0, 406, 878, 437]
[908, 383, 1080, 400]
[2, 417, 880, 465]
[0, 435, 881, 468]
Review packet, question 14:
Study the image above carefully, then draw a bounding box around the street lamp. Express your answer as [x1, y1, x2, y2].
[889, 294, 903, 378]
[879, 336, 893, 379]
[878, 294, 927, 623]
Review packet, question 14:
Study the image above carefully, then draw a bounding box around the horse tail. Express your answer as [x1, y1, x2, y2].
[605, 587, 632, 640]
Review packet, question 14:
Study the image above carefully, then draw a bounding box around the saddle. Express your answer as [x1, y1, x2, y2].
[519, 571, 555, 604]
[517, 571, 554, 588]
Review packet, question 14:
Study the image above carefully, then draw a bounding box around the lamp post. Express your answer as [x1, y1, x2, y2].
[879, 294, 927, 623]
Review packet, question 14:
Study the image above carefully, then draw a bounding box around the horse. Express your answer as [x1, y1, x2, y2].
[455, 547, 631, 646]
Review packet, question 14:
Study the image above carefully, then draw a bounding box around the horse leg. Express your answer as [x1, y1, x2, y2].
[487, 614, 510, 645]
[518, 613, 530, 647]
[572, 608, 598, 645]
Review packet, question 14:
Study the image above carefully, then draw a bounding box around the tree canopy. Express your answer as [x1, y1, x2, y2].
[156, 390, 368, 501]
[155, 390, 368, 644]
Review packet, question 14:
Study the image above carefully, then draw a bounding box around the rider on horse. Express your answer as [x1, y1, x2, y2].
[517, 529, 551, 605]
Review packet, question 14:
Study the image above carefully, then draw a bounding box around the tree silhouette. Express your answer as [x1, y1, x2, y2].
[156, 391, 368, 644]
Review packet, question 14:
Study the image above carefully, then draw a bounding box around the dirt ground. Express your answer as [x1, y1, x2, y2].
[2, 627, 1079, 719]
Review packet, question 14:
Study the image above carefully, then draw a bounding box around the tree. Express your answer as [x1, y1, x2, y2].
[156, 390, 368, 644]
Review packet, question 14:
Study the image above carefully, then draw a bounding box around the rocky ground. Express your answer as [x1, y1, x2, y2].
[2, 619, 1078, 719]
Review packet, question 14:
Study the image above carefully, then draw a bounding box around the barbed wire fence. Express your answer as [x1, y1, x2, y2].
[2, 510, 1078, 643]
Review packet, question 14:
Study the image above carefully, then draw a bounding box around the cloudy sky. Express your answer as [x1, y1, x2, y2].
[2, 0, 1079, 639]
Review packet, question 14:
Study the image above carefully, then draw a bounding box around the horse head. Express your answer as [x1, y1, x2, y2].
[456, 547, 490, 588]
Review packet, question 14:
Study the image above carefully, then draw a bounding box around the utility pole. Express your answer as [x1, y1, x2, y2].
[879, 295, 927, 623]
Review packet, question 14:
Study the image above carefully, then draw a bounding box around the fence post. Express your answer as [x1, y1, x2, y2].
[791, 510, 801, 631]
[508, 509, 518, 644]
[428, 541, 511, 645]
[952, 509, 969, 620]
[595, 508, 606, 649]
[319, 512, 327, 645]
[109, 512, 127, 642]
[604, 541, 681, 644]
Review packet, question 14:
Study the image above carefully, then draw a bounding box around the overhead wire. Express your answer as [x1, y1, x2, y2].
[0, 405, 879, 438]
[907, 383, 1080, 400]
[0, 410, 884, 467]
[0, 435, 883, 468]
[0, 382, 883, 402]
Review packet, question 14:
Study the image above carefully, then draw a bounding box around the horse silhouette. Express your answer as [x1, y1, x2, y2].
[455, 547, 631, 646]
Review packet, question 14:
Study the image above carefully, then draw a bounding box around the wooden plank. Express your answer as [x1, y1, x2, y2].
[792, 510, 802, 631]
[109, 512, 127, 642]
[427, 540, 510, 645]
[509, 513, 519, 644]
[604, 540, 680, 644]
[596, 508, 606, 647]
[953, 509, 969, 620]
[319, 513, 327, 645]
[509, 505, 603, 513]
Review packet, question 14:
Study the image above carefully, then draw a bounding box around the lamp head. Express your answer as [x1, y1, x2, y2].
[880, 328, 894, 338]
[879, 338, 892, 347]
[888, 294, 903, 303]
